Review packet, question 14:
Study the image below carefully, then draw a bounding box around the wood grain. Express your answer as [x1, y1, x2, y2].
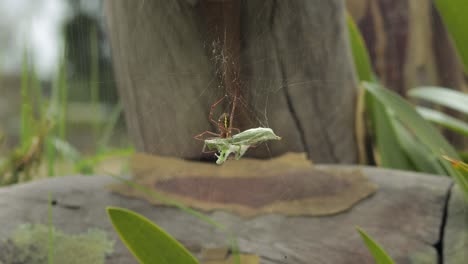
[0, 166, 457, 263]
[104, 0, 359, 163]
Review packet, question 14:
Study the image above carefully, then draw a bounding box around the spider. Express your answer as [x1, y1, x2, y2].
[194, 95, 241, 142]
[194, 96, 281, 164]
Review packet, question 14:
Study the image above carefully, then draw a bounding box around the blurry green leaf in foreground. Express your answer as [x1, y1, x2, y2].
[408, 87, 468, 115]
[415, 107, 468, 137]
[356, 227, 395, 264]
[434, 0, 468, 74]
[107, 207, 199, 264]
[363, 82, 459, 177]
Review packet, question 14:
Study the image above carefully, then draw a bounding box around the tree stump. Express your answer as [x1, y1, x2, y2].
[104, 0, 358, 163]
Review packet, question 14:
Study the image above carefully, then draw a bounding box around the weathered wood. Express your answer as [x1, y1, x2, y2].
[112, 153, 377, 217]
[0, 166, 456, 263]
[105, 0, 359, 163]
[104, 0, 217, 158]
[444, 185, 468, 264]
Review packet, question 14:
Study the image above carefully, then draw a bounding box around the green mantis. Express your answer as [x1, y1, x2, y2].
[204, 127, 281, 165]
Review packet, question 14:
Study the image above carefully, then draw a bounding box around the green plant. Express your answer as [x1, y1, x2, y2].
[107, 207, 199, 264]
[0, 33, 130, 183]
[347, 14, 468, 200]
[408, 87, 468, 137]
[356, 228, 395, 264]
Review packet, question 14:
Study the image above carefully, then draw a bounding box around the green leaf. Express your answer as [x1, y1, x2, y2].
[392, 121, 446, 175]
[370, 97, 414, 170]
[434, 0, 468, 74]
[356, 227, 395, 264]
[408, 87, 468, 115]
[363, 82, 460, 177]
[346, 14, 412, 170]
[106, 207, 199, 264]
[415, 107, 468, 137]
[347, 14, 374, 82]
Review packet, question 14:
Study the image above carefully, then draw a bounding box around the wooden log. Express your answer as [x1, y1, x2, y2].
[104, 0, 359, 163]
[444, 185, 468, 264]
[0, 166, 457, 263]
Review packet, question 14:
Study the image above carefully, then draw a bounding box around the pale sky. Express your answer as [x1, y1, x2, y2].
[0, 0, 71, 79]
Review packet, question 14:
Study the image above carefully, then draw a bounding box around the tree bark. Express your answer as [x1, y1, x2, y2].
[105, 0, 358, 163]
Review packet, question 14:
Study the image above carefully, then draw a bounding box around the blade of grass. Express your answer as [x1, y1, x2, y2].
[48, 192, 54, 264]
[416, 106, 468, 137]
[97, 103, 123, 151]
[356, 227, 395, 264]
[347, 13, 374, 82]
[30, 64, 43, 121]
[58, 47, 68, 141]
[408, 87, 468, 115]
[20, 49, 32, 144]
[45, 136, 56, 177]
[90, 24, 100, 142]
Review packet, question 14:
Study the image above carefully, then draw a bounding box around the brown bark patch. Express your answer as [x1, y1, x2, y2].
[111, 152, 377, 217]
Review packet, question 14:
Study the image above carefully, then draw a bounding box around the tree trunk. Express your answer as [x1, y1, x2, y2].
[104, 0, 358, 163]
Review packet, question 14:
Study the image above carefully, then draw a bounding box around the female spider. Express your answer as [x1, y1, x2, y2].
[194, 95, 240, 141]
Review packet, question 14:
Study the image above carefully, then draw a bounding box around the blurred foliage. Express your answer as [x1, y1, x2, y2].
[0, 28, 130, 184]
[0, 224, 114, 264]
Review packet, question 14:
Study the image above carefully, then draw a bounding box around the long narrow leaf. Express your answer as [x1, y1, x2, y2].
[357, 228, 395, 264]
[347, 14, 374, 82]
[347, 14, 412, 169]
[20, 49, 32, 144]
[107, 207, 199, 264]
[408, 87, 468, 115]
[363, 82, 459, 177]
[371, 98, 414, 170]
[392, 121, 446, 175]
[416, 106, 468, 137]
[434, 0, 468, 74]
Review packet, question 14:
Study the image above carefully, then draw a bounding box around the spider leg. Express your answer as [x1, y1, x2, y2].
[201, 143, 218, 154]
[231, 127, 241, 134]
[208, 96, 227, 127]
[194, 131, 221, 141]
[228, 94, 237, 132]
